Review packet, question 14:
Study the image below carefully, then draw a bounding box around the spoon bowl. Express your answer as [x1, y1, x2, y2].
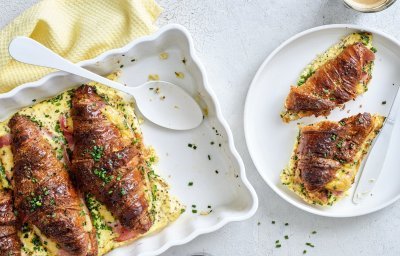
[8, 36, 203, 130]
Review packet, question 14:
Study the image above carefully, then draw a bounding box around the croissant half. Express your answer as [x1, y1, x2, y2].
[282, 33, 376, 122]
[281, 113, 384, 205]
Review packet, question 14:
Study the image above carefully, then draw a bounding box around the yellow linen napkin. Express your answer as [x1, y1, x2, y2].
[0, 0, 162, 93]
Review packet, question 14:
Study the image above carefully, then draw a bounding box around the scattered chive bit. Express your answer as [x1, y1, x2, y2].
[120, 188, 127, 196]
[305, 242, 315, 248]
[32, 99, 37, 102]
[187, 143, 197, 150]
[120, 64, 124, 68]
[131, 58, 136, 62]
[311, 231, 317, 234]
[208, 205, 211, 209]
[257, 222, 261, 226]
[219, 143, 222, 147]
[208, 155, 211, 160]
[182, 58, 186, 64]
[382, 101, 387, 105]
[175, 71, 185, 79]
[90, 145, 104, 162]
[285, 223, 289, 226]
[272, 221, 275, 224]
[188, 181, 193, 186]
[303, 250, 307, 254]
[210, 141, 215, 145]
[215, 170, 219, 174]
[371, 47, 377, 53]
[192, 209, 197, 214]
[180, 208, 185, 214]
[148, 74, 160, 81]
[275, 244, 281, 248]
[275, 240, 280, 244]
[159, 52, 169, 60]
[284, 235, 289, 239]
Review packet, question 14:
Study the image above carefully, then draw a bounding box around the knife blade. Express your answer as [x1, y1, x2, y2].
[352, 89, 400, 204]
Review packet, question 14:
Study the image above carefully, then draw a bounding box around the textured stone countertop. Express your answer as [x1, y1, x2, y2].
[1, 0, 400, 255]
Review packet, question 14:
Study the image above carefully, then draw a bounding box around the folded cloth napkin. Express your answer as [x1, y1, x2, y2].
[0, 0, 162, 93]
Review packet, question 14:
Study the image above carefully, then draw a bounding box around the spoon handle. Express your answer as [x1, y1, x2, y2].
[9, 37, 130, 93]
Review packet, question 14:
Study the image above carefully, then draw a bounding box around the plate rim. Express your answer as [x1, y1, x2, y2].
[244, 23, 400, 218]
[0, 24, 259, 255]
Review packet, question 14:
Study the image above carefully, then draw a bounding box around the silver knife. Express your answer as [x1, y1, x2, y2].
[352, 88, 400, 204]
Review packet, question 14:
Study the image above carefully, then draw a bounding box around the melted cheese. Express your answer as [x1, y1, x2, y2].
[0, 72, 184, 255]
[281, 115, 384, 206]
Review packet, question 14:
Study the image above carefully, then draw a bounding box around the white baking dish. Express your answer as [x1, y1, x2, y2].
[0, 24, 258, 255]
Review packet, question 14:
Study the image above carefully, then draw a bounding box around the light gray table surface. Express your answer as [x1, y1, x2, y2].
[1, 0, 400, 255]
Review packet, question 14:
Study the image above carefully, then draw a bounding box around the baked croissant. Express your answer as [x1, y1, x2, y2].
[0, 190, 21, 256]
[71, 85, 152, 241]
[281, 113, 384, 205]
[282, 42, 375, 122]
[9, 115, 97, 255]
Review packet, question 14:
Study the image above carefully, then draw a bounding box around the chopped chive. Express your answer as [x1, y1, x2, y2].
[188, 182, 193, 186]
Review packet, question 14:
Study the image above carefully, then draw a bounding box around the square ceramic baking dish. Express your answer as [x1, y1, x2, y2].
[0, 24, 258, 255]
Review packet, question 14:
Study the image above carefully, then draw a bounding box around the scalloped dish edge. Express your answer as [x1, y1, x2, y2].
[0, 24, 258, 256]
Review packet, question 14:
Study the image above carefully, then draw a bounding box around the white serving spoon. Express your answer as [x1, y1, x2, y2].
[8, 37, 203, 130]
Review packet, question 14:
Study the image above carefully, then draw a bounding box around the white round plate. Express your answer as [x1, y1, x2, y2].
[244, 24, 400, 217]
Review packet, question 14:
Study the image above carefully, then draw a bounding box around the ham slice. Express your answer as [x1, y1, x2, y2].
[0, 134, 11, 148]
[59, 114, 75, 151]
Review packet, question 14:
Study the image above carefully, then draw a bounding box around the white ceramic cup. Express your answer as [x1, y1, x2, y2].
[343, 0, 397, 12]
